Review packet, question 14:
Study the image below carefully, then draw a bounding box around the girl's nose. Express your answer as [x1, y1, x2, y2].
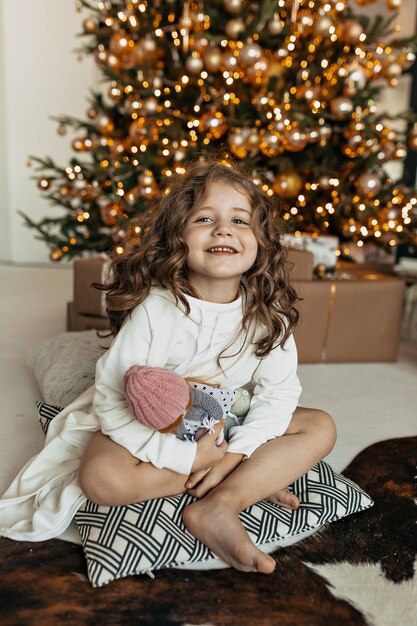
[213, 221, 232, 236]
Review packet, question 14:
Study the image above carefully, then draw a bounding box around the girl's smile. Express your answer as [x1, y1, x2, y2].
[183, 181, 258, 302]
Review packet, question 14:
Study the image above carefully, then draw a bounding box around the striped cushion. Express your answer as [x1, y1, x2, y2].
[75, 463, 373, 587]
[35, 402, 374, 588]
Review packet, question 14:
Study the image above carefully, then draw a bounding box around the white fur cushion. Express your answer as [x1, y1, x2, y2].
[27, 331, 111, 406]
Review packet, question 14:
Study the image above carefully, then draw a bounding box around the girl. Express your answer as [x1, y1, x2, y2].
[0, 159, 336, 575]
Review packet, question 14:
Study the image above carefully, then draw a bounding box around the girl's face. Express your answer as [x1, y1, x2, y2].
[183, 180, 258, 302]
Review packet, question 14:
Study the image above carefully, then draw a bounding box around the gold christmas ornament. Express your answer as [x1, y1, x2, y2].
[272, 171, 303, 198]
[203, 47, 222, 72]
[223, 0, 243, 14]
[83, 18, 98, 34]
[239, 42, 263, 67]
[108, 84, 123, 102]
[129, 118, 152, 147]
[227, 127, 259, 158]
[330, 97, 354, 120]
[200, 110, 227, 139]
[356, 172, 382, 196]
[283, 127, 307, 152]
[244, 56, 270, 85]
[225, 18, 245, 40]
[386, 0, 402, 8]
[97, 114, 114, 135]
[267, 16, 283, 35]
[110, 30, 133, 60]
[185, 53, 204, 75]
[99, 201, 124, 226]
[341, 20, 364, 45]
[259, 128, 282, 157]
[143, 97, 159, 115]
[87, 106, 98, 119]
[313, 15, 333, 37]
[220, 50, 239, 71]
[384, 62, 402, 79]
[37, 177, 52, 191]
[49, 248, 63, 262]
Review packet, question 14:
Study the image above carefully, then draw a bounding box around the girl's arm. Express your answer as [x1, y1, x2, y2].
[93, 301, 198, 476]
[226, 333, 302, 458]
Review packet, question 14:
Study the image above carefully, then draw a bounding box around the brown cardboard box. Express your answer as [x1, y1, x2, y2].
[287, 248, 314, 281]
[73, 256, 110, 317]
[294, 275, 405, 363]
[67, 302, 110, 332]
[69, 256, 405, 362]
[72, 250, 314, 318]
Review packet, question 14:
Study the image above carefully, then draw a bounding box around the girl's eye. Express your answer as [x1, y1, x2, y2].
[232, 218, 248, 225]
[195, 216, 212, 223]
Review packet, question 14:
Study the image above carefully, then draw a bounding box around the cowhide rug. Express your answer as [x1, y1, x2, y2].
[0, 437, 415, 626]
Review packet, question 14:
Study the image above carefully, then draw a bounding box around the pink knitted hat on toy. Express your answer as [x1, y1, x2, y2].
[123, 365, 190, 431]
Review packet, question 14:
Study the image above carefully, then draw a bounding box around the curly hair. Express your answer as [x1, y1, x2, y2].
[97, 158, 300, 358]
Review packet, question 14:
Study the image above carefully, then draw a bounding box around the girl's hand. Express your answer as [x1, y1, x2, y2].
[191, 421, 227, 473]
[186, 452, 244, 498]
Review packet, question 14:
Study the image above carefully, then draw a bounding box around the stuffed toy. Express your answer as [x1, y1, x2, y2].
[123, 365, 240, 444]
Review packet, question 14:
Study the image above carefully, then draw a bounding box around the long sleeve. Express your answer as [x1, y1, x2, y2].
[227, 333, 301, 457]
[93, 302, 197, 476]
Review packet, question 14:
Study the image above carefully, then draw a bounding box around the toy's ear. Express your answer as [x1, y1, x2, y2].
[189, 387, 224, 422]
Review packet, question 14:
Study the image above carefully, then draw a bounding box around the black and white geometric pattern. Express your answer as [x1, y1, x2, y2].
[36, 401, 62, 434]
[74, 462, 374, 587]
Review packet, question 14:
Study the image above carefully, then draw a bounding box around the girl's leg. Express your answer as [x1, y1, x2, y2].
[182, 407, 336, 574]
[79, 431, 187, 505]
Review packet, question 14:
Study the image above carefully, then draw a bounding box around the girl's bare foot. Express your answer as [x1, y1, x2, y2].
[183, 496, 276, 574]
[266, 488, 300, 509]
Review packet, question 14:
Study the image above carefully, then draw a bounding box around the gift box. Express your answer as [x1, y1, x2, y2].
[283, 234, 339, 270]
[72, 249, 314, 319]
[293, 274, 405, 363]
[287, 248, 314, 281]
[73, 255, 111, 318]
[67, 302, 110, 333]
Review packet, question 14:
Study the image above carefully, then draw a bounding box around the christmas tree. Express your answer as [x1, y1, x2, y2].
[24, 0, 417, 261]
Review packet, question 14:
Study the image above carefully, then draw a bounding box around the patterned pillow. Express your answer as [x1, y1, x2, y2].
[35, 402, 374, 588]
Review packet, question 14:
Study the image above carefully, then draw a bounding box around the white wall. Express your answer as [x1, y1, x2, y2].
[0, 0, 415, 264]
[0, 0, 96, 263]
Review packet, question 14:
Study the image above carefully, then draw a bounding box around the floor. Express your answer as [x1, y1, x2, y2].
[0, 263, 416, 500]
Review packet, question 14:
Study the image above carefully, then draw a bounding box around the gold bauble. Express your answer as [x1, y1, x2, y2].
[129, 118, 151, 146]
[223, 0, 243, 14]
[203, 47, 222, 73]
[356, 172, 382, 196]
[110, 30, 133, 59]
[106, 53, 122, 71]
[341, 20, 364, 44]
[143, 97, 159, 114]
[97, 114, 114, 135]
[387, 0, 402, 8]
[384, 62, 402, 79]
[283, 128, 307, 152]
[225, 18, 245, 40]
[37, 177, 52, 191]
[272, 171, 303, 198]
[59, 184, 70, 197]
[200, 110, 227, 139]
[259, 128, 282, 157]
[239, 42, 262, 67]
[83, 18, 98, 34]
[185, 53, 204, 75]
[87, 106, 98, 120]
[99, 201, 124, 226]
[72, 138, 87, 152]
[228, 128, 249, 158]
[221, 50, 238, 71]
[49, 248, 63, 262]
[313, 15, 333, 37]
[267, 17, 282, 35]
[330, 97, 354, 120]
[392, 144, 407, 159]
[244, 56, 270, 85]
[133, 37, 159, 64]
[108, 84, 123, 102]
